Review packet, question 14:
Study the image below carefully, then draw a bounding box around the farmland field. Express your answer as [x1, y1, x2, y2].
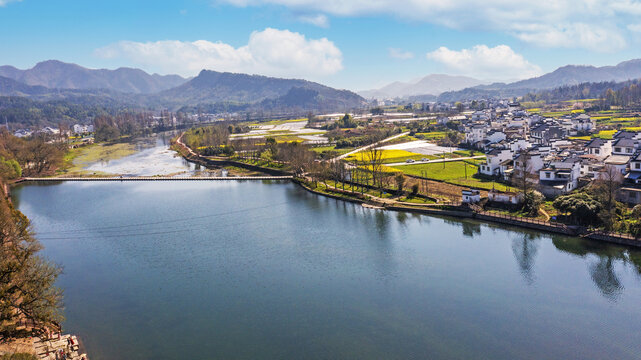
[346, 149, 432, 164]
[391, 161, 510, 191]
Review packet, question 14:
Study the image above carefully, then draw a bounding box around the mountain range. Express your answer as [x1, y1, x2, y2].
[0, 60, 187, 94]
[359, 74, 483, 99]
[0, 61, 366, 114]
[438, 59, 641, 102]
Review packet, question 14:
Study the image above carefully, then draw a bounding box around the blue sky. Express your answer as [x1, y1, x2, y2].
[1, 0, 641, 91]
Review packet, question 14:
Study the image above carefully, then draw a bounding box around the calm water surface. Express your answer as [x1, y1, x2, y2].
[12, 181, 641, 360]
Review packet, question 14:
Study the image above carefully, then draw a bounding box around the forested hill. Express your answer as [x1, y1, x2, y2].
[0, 60, 187, 94]
[522, 79, 641, 108]
[438, 59, 641, 102]
[158, 70, 365, 110]
[0, 64, 366, 127]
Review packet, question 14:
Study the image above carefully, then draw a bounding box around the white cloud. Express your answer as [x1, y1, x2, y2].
[0, 0, 22, 6]
[217, 0, 637, 52]
[297, 14, 329, 27]
[388, 48, 414, 60]
[94, 28, 343, 79]
[426, 45, 542, 81]
[513, 23, 626, 52]
[627, 24, 641, 32]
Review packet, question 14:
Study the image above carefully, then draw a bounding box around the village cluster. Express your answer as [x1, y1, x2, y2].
[456, 102, 641, 204]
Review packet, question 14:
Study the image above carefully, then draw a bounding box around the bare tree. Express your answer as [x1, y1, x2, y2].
[593, 165, 624, 230]
[366, 146, 385, 192]
[511, 149, 537, 196]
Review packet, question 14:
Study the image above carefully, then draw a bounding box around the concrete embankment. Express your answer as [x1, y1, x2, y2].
[293, 179, 641, 247]
[173, 136, 291, 177]
[175, 135, 641, 248]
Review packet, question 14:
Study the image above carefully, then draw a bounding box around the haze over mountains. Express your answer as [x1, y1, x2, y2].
[0, 60, 187, 94]
[359, 74, 483, 99]
[439, 59, 641, 101]
[3, 57, 641, 116]
[0, 60, 366, 115]
[362, 59, 641, 102]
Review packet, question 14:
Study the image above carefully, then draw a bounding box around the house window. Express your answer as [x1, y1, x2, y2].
[545, 172, 551, 178]
[635, 163, 640, 169]
[627, 148, 633, 153]
[594, 149, 600, 154]
[615, 147, 622, 152]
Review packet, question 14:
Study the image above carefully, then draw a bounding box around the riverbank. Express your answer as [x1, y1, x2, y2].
[1, 332, 89, 360]
[13, 179, 641, 359]
[174, 133, 641, 248]
[292, 178, 641, 247]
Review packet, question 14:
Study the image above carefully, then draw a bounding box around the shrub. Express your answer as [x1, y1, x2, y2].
[410, 184, 419, 197]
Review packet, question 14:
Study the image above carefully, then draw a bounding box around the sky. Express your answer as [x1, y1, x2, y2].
[2, 0, 641, 91]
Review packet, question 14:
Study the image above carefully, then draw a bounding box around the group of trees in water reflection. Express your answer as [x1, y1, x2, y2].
[451, 217, 638, 301]
[382, 207, 638, 301]
[300, 184, 641, 302]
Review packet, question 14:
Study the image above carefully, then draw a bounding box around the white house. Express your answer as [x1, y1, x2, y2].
[585, 138, 612, 158]
[479, 148, 513, 177]
[465, 125, 487, 145]
[603, 155, 631, 176]
[73, 124, 94, 134]
[571, 114, 594, 132]
[486, 130, 507, 144]
[612, 138, 638, 156]
[513, 152, 544, 182]
[488, 191, 523, 205]
[539, 157, 582, 196]
[461, 189, 481, 203]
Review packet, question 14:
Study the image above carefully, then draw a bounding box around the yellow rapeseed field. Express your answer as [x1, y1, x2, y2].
[346, 149, 423, 162]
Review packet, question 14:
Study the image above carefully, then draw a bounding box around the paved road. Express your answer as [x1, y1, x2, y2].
[332, 132, 410, 161]
[385, 155, 486, 167]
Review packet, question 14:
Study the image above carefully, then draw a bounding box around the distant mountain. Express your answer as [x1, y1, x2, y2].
[359, 74, 483, 99]
[0, 76, 50, 96]
[160, 70, 365, 111]
[0, 60, 187, 94]
[438, 59, 641, 102]
[504, 59, 641, 90]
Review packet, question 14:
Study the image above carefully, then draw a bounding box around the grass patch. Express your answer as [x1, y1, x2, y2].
[391, 161, 510, 191]
[415, 131, 447, 140]
[399, 196, 436, 204]
[311, 146, 353, 156]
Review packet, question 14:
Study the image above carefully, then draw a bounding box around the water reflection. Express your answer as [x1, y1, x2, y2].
[12, 181, 641, 360]
[461, 221, 482, 238]
[590, 257, 624, 301]
[551, 237, 635, 301]
[511, 234, 541, 285]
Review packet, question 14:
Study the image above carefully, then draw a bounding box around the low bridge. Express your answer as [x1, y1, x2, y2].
[18, 176, 293, 182]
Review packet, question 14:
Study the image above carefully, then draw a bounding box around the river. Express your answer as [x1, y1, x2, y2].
[11, 180, 641, 360]
[82, 132, 223, 177]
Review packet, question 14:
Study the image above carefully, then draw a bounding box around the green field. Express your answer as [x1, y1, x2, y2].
[414, 131, 447, 140]
[391, 161, 510, 191]
[311, 146, 354, 156]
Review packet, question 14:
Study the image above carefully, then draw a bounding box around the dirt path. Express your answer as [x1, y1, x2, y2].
[386, 155, 486, 167]
[331, 132, 410, 161]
